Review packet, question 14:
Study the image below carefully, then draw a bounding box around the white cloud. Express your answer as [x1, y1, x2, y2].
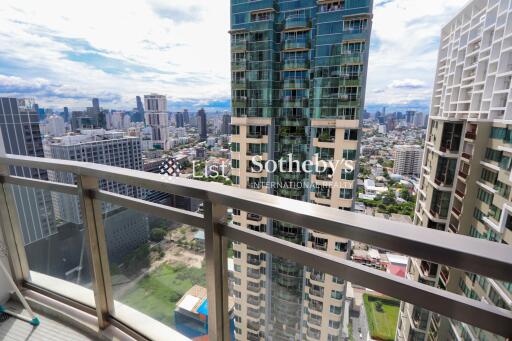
[367, 0, 467, 110]
[389, 79, 427, 89]
[0, 0, 231, 110]
[0, 0, 469, 111]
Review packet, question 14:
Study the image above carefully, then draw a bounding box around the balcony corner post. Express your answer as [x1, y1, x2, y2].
[0, 128, 29, 285]
[77, 175, 114, 329]
[204, 200, 229, 340]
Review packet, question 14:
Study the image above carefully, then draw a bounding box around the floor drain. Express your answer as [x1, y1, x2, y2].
[0, 313, 9, 322]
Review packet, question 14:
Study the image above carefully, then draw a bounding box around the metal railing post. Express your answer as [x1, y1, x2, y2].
[0, 177, 29, 284]
[0, 128, 29, 284]
[204, 200, 229, 340]
[78, 175, 114, 329]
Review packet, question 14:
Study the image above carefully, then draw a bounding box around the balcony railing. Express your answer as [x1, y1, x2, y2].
[0, 153, 511, 340]
[284, 16, 309, 30]
[283, 39, 309, 50]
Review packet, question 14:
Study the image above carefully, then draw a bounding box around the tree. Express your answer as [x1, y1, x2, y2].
[400, 188, 413, 202]
[383, 160, 394, 168]
[382, 189, 396, 205]
[150, 228, 167, 242]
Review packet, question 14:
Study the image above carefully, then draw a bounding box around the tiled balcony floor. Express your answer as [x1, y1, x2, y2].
[0, 300, 97, 341]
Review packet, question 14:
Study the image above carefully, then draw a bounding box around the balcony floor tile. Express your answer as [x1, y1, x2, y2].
[0, 301, 96, 341]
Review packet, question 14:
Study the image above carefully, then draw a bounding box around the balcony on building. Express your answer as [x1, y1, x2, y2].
[283, 38, 309, 50]
[465, 123, 477, 140]
[434, 157, 457, 187]
[283, 59, 309, 70]
[284, 16, 310, 30]
[419, 260, 438, 280]
[283, 78, 309, 89]
[0, 152, 510, 341]
[429, 189, 451, 219]
[439, 122, 463, 153]
[231, 39, 248, 51]
[458, 161, 470, 180]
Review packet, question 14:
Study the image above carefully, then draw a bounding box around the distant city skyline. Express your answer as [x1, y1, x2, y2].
[0, 0, 467, 112]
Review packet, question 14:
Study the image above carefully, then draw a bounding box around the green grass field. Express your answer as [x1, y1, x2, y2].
[119, 263, 206, 327]
[363, 293, 400, 341]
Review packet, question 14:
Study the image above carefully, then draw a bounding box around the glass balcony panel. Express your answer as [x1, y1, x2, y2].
[6, 184, 95, 307]
[226, 236, 509, 341]
[99, 202, 221, 340]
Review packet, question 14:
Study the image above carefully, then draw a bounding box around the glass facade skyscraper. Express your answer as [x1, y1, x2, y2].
[230, 1, 373, 339]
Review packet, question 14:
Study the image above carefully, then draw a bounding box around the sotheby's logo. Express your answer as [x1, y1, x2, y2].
[159, 156, 181, 179]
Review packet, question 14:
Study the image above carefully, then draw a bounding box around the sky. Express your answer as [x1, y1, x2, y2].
[0, 0, 468, 113]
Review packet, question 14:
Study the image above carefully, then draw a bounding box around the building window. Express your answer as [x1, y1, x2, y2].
[341, 169, 354, 180]
[232, 159, 240, 169]
[488, 286, 508, 309]
[490, 127, 508, 140]
[489, 204, 502, 221]
[477, 188, 493, 205]
[316, 147, 335, 160]
[495, 181, 511, 199]
[342, 149, 357, 160]
[481, 168, 497, 184]
[339, 188, 353, 199]
[328, 320, 341, 328]
[334, 242, 347, 252]
[231, 142, 240, 152]
[331, 290, 343, 300]
[469, 225, 484, 239]
[473, 208, 484, 223]
[329, 305, 342, 314]
[344, 129, 358, 140]
[485, 148, 502, 163]
[332, 276, 344, 284]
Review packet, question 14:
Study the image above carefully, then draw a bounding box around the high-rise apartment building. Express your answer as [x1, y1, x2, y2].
[92, 98, 100, 113]
[197, 108, 207, 140]
[230, 1, 372, 340]
[392, 145, 423, 177]
[144, 94, 169, 149]
[222, 112, 231, 135]
[46, 113, 66, 137]
[44, 129, 148, 262]
[132, 96, 144, 122]
[0, 97, 56, 244]
[62, 106, 69, 122]
[398, 1, 512, 340]
[183, 109, 190, 125]
[175, 112, 185, 128]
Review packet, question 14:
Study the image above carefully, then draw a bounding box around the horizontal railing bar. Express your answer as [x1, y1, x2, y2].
[210, 191, 512, 282]
[0, 175, 78, 195]
[0, 155, 211, 201]
[26, 283, 152, 341]
[94, 190, 205, 229]
[0, 155, 511, 282]
[24, 282, 97, 315]
[221, 223, 512, 338]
